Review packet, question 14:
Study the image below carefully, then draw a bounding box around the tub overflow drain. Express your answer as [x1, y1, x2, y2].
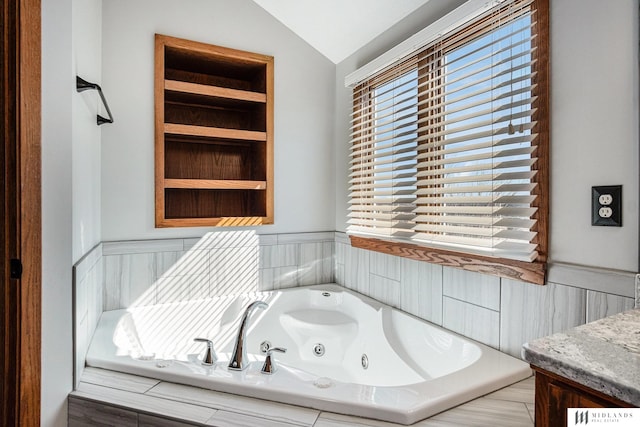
[361, 354, 369, 370]
[322, 292, 331, 297]
[313, 343, 325, 357]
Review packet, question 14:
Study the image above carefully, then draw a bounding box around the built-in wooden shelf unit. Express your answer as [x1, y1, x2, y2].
[155, 34, 274, 227]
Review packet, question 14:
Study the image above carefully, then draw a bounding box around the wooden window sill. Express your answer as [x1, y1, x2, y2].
[349, 235, 546, 285]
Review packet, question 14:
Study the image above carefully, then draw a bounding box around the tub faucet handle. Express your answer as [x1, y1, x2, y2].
[261, 347, 286, 375]
[194, 338, 218, 366]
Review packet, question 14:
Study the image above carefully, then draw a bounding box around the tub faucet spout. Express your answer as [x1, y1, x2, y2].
[228, 301, 268, 371]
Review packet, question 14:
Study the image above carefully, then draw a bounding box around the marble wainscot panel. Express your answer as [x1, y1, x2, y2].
[522, 309, 640, 406]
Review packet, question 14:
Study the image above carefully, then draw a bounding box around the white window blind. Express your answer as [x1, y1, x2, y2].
[348, 0, 542, 262]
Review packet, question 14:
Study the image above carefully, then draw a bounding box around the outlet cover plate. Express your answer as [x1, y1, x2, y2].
[592, 185, 622, 226]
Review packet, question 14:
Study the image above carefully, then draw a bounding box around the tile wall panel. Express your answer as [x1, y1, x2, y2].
[399, 258, 443, 325]
[161, 250, 204, 277]
[103, 253, 156, 309]
[74, 382, 216, 424]
[369, 251, 401, 281]
[334, 241, 346, 287]
[87, 261, 104, 337]
[299, 241, 334, 286]
[335, 234, 633, 359]
[102, 233, 335, 310]
[74, 272, 87, 326]
[156, 275, 195, 303]
[74, 309, 89, 391]
[369, 274, 401, 308]
[68, 396, 137, 427]
[103, 232, 262, 308]
[273, 266, 299, 289]
[586, 291, 635, 323]
[499, 280, 586, 358]
[343, 246, 370, 295]
[73, 243, 103, 388]
[443, 296, 500, 348]
[211, 246, 260, 295]
[74, 243, 103, 281]
[259, 238, 334, 291]
[335, 263, 345, 287]
[138, 414, 201, 427]
[443, 267, 501, 311]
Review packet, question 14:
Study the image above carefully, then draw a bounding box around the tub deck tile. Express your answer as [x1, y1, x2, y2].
[206, 410, 310, 427]
[423, 397, 533, 427]
[72, 382, 216, 425]
[81, 366, 160, 393]
[313, 412, 401, 427]
[313, 378, 535, 427]
[526, 403, 535, 423]
[483, 375, 535, 404]
[146, 381, 320, 426]
[315, 398, 533, 427]
[73, 368, 535, 427]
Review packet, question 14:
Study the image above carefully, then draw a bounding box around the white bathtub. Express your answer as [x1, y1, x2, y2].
[86, 284, 530, 424]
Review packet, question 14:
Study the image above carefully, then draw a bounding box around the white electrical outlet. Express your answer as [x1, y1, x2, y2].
[598, 194, 613, 205]
[599, 206, 613, 218]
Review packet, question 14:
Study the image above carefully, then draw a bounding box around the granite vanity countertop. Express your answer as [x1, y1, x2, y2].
[522, 308, 640, 406]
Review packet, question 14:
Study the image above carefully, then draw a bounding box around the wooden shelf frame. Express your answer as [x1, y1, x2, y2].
[155, 34, 274, 228]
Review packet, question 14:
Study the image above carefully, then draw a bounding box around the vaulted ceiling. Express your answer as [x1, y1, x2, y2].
[251, 0, 432, 63]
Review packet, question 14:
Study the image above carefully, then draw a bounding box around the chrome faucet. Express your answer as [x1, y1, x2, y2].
[228, 301, 268, 371]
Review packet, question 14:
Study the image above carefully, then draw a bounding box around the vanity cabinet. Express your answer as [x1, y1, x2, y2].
[533, 367, 634, 427]
[154, 34, 274, 227]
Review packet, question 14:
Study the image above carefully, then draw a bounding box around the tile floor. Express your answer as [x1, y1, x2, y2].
[69, 367, 535, 426]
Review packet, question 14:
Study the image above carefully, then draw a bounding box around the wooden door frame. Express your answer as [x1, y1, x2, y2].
[1, 0, 41, 425]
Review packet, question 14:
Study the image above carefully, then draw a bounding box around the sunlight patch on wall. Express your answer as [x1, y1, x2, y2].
[128, 230, 261, 308]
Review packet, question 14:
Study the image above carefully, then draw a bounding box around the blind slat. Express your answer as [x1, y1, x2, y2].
[350, 73, 537, 143]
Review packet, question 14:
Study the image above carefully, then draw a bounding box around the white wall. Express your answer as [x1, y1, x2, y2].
[100, 0, 336, 242]
[549, 0, 638, 271]
[334, 0, 639, 273]
[42, 0, 103, 424]
[72, 0, 102, 262]
[42, 0, 74, 425]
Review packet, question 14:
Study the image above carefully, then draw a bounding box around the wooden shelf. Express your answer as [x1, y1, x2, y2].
[155, 34, 274, 228]
[164, 124, 267, 141]
[165, 80, 266, 103]
[160, 217, 269, 227]
[164, 179, 267, 190]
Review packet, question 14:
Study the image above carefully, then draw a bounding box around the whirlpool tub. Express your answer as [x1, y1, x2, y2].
[86, 284, 530, 424]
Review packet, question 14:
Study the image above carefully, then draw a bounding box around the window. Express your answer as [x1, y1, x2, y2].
[347, 0, 548, 284]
